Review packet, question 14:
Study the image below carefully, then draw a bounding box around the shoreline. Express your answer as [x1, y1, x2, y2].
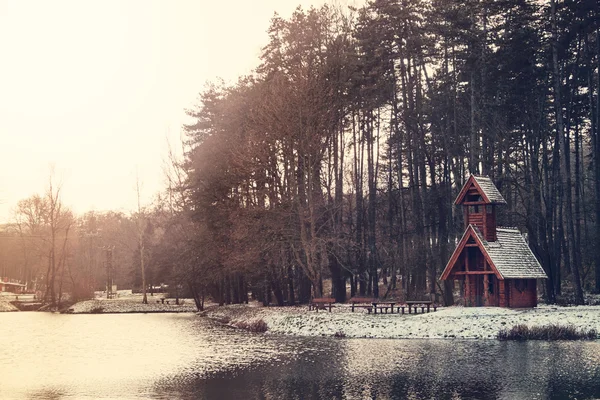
[66, 309, 196, 314]
[0, 300, 19, 312]
[65, 297, 198, 314]
[0, 292, 199, 314]
[4, 295, 600, 341]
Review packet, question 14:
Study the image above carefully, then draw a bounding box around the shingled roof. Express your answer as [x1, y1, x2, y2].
[473, 226, 547, 279]
[454, 175, 507, 205]
[473, 176, 507, 204]
[441, 225, 548, 280]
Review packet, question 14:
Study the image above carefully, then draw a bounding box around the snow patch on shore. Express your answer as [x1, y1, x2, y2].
[204, 303, 600, 339]
[69, 293, 198, 313]
[0, 299, 18, 312]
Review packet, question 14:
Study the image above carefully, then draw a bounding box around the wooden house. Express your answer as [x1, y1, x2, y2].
[0, 277, 26, 294]
[440, 176, 547, 307]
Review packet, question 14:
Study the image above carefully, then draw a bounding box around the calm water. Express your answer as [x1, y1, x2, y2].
[1, 313, 599, 399]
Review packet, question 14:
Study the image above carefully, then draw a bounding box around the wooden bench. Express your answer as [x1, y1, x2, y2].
[349, 297, 376, 313]
[309, 297, 335, 312]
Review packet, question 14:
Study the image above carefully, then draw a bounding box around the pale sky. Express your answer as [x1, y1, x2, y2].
[0, 0, 360, 223]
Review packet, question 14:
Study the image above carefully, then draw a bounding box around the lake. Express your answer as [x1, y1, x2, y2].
[1, 312, 599, 399]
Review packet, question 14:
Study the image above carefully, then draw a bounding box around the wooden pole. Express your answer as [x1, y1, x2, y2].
[499, 280, 506, 307]
[465, 250, 470, 306]
[483, 259, 489, 306]
[484, 275, 490, 306]
[482, 205, 487, 239]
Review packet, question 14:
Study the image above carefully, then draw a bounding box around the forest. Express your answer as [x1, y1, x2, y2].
[1, 0, 599, 309]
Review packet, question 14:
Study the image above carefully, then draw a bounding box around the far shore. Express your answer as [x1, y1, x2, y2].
[0, 291, 199, 314]
[65, 292, 199, 314]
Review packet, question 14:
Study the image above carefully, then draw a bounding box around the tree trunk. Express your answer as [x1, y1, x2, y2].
[551, 0, 583, 304]
[595, 28, 600, 292]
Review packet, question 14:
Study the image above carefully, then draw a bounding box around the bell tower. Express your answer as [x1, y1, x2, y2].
[454, 175, 506, 242]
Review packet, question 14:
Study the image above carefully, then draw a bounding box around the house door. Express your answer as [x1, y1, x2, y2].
[487, 275, 498, 306]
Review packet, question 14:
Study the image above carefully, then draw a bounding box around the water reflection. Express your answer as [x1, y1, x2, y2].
[1, 313, 599, 399]
[161, 336, 600, 400]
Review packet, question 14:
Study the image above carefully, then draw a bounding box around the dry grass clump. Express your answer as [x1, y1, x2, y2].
[234, 319, 268, 333]
[498, 324, 597, 341]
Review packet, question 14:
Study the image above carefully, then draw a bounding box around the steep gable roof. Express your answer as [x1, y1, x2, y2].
[454, 175, 507, 205]
[440, 225, 503, 280]
[483, 227, 548, 279]
[440, 225, 547, 280]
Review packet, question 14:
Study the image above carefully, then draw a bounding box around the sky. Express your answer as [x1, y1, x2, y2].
[0, 0, 360, 223]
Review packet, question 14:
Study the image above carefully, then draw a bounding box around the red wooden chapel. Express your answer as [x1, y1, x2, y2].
[440, 176, 547, 307]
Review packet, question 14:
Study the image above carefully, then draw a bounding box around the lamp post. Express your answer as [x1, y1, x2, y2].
[104, 246, 115, 299]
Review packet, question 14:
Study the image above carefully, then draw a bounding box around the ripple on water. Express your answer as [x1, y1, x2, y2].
[1, 313, 600, 399]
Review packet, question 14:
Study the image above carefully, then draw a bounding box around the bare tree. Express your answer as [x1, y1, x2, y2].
[135, 174, 148, 304]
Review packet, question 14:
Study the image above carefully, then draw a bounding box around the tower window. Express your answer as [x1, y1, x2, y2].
[467, 194, 483, 202]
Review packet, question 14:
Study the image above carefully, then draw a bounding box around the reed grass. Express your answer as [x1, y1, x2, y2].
[498, 324, 597, 341]
[234, 319, 268, 333]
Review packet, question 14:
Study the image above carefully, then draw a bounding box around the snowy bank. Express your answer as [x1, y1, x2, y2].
[0, 299, 18, 312]
[203, 303, 600, 340]
[68, 293, 198, 314]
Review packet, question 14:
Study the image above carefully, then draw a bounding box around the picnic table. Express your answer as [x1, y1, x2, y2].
[349, 298, 438, 314]
[349, 297, 375, 313]
[405, 300, 436, 314]
[371, 300, 396, 314]
[350, 298, 397, 314]
[309, 297, 335, 312]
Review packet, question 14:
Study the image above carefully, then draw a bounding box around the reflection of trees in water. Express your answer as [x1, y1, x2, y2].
[341, 339, 504, 399]
[153, 335, 347, 400]
[154, 338, 600, 400]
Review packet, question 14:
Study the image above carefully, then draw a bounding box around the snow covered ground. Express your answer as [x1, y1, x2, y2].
[203, 302, 600, 339]
[0, 298, 18, 312]
[68, 292, 198, 313]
